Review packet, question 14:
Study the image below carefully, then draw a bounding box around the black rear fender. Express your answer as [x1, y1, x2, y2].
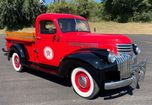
[8, 44, 26, 61]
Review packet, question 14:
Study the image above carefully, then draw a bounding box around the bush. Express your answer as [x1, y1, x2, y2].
[114, 14, 131, 23]
[131, 12, 151, 22]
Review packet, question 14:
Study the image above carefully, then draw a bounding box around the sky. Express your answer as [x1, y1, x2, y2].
[44, 0, 101, 4]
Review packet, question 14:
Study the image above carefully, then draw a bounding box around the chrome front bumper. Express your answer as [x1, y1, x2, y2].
[104, 58, 147, 90]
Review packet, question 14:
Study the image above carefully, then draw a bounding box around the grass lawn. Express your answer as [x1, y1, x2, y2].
[89, 22, 152, 35]
[1, 22, 152, 35]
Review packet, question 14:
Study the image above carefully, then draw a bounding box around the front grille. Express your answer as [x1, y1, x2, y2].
[116, 44, 135, 79]
[117, 44, 133, 53]
[115, 54, 132, 80]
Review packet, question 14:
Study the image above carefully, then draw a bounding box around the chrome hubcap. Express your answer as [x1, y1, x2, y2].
[78, 76, 87, 88]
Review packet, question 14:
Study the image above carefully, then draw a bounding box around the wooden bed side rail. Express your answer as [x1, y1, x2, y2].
[6, 31, 35, 42]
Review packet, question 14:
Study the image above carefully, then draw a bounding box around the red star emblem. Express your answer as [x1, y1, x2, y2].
[46, 50, 51, 56]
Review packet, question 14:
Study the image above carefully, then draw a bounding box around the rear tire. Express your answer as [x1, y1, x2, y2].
[71, 67, 99, 99]
[12, 52, 23, 72]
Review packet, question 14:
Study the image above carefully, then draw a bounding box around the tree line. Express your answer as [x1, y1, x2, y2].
[0, 0, 46, 30]
[1, 0, 152, 30]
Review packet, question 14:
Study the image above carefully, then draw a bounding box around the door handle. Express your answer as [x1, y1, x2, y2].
[36, 36, 41, 40]
[52, 35, 60, 42]
[52, 35, 56, 42]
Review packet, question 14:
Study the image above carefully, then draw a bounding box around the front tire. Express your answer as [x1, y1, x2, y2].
[12, 52, 23, 72]
[71, 67, 99, 99]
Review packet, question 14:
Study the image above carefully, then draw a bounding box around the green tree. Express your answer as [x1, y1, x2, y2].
[75, 0, 97, 19]
[47, 2, 77, 14]
[0, 0, 24, 29]
[47, 0, 101, 21]
[103, 0, 151, 22]
[0, 0, 45, 30]
[23, 0, 46, 24]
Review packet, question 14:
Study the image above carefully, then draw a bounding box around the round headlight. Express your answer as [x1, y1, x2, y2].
[108, 53, 116, 63]
[133, 44, 141, 55]
[135, 47, 141, 54]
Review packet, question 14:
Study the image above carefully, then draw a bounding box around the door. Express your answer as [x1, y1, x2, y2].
[36, 20, 59, 66]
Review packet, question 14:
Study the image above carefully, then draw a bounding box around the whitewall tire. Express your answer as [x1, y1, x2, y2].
[71, 67, 99, 99]
[12, 53, 23, 72]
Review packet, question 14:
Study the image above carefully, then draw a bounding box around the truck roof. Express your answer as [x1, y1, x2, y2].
[36, 13, 86, 21]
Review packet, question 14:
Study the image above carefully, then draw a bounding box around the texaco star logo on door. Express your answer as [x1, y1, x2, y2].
[44, 47, 54, 60]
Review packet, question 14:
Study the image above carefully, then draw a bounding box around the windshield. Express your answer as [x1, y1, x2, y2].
[58, 18, 90, 33]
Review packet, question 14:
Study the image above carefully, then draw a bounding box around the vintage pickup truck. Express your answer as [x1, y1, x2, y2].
[2, 13, 147, 99]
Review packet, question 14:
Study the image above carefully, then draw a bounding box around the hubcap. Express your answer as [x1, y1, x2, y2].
[14, 55, 20, 68]
[78, 76, 87, 88]
[75, 71, 91, 92]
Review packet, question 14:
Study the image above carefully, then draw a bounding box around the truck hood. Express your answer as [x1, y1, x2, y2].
[61, 32, 132, 44]
[61, 32, 132, 54]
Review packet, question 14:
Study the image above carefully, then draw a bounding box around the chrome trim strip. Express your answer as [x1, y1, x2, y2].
[117, 44, 133, 53]
[118, 49, 133, 51]
[117, 46, 133, 48]
[117, 44, 132, 46]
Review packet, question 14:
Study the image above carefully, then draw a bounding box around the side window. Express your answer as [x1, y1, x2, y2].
[40, 20, 56, 34]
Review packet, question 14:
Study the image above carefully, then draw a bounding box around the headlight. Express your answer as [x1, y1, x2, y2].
[133, 44, 141, 55]
[108, 52, 116, 63]
[135, 47, 141, 54]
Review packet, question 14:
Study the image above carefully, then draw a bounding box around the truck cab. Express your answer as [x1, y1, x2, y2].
[3, 13, 147, 99]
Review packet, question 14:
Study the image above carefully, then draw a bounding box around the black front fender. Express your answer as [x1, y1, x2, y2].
[59, 49, 118, 86]
[62, 49, 111, 70]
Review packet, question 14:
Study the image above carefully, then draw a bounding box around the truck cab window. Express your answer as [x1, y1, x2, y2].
[40, 20, 56, 34]
[58, 19, 90, 33]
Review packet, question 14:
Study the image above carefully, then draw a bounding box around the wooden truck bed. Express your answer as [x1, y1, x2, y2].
[6, 31, 35, 42]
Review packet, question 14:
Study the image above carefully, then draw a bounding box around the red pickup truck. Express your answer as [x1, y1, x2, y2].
[2, 13, 147, 99]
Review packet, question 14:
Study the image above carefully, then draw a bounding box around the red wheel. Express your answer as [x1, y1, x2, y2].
[12, 53, 23, 72]
[71, 67, 99, 99]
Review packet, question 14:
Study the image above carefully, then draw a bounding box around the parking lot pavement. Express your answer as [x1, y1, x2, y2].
[0, 34, 152, 105]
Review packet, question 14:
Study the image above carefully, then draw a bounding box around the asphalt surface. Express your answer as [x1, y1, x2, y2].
[0, 34, 152, 105]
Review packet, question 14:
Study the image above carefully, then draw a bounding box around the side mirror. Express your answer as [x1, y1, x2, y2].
[49, 28, 56, 34]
